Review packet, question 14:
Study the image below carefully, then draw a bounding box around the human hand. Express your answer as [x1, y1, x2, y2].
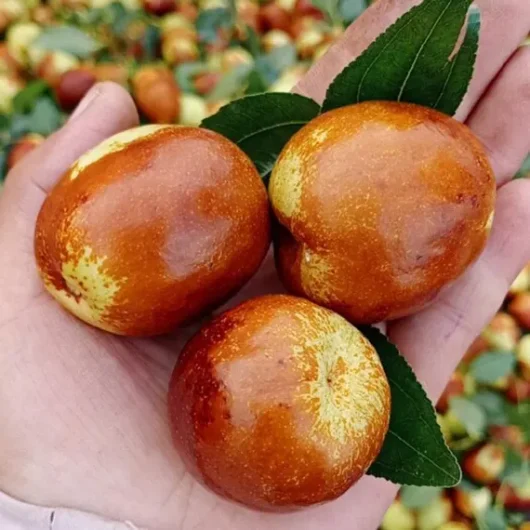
[0, 1, 529, 528]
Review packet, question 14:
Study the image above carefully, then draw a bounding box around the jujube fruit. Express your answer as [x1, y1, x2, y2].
[34, 125, 271, 336]
[168, 294, 391, 511]
[269, 101, 496, 324]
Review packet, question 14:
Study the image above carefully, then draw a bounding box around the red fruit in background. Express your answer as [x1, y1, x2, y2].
[238, 0, 259, 30]
[481, 311, 522, 351]
[193, 71, 220, 95]
[437, 372, 465, 413]
[496, 481, 530, 511]
[462, 443, 505, 484]
[452, 487, 492, 518]
[168, 295, 391, 511]
[132, 66, 180, 123]
[142, 0, 176, 16]
[258, 3, 292, 34]
[488, 425, 524, 450]
[505, 376, 530, 403]
[176, 1, 198, 22]
[0, 43, 21, 76]
[294, 0, 325, 19]
[34, 125, 271, 336]
[508, 292, 530, 329]
[7, 134, 44, 171]
[55, 68, 96, 111]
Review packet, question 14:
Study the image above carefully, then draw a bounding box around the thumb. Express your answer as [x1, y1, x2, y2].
[0, 82, 139, 313]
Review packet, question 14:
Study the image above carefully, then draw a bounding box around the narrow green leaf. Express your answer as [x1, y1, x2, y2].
[34, 26, 103, 58]
[0, 148, 7, 182]
[433, 6, 480, 115]
[13, 81, 50, 114]
[339, 0, 367, 23]
[323, 0, 476, 114]
[142, 24, 161, 61]
[196, 8, 233, 44]
[469, 351, 516, 384]
[477, 508, 507, 530]
[174, 62, 208, 93]
[470, 391, 509, 426]
[201, 93, 321, 176]
[206, 63, 254, 102]
[449, 396, 487, 439]
[400, 486, 442, 509]
[29, 98, 61, 136]
[516, 154, 530, 179]
[363, 327, 462, 487]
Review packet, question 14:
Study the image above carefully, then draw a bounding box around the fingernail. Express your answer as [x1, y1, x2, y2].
[69, 84, 102, 122]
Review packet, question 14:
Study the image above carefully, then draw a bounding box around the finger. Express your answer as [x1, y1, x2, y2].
[387, 178, 530, 402]
[0, 82, 139, 309]
[0, 82, 139, 234]
[466, 45, 530, 185]
[294, 0, 530, 122]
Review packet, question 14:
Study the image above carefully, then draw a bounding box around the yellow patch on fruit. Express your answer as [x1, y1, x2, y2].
[44, 245, 125, 333]
[69, 124, 173, 181]
[310, 128, 329, 145]
[299, 247, 334, 303]
[293, 308, 388, 451]
[269, 148, 304, 219]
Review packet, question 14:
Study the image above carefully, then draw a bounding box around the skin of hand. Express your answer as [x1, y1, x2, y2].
[0, 1, 529, 528]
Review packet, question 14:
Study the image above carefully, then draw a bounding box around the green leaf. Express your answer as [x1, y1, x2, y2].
[363, 327, 462, 487]
[516, 154, 530, 179]
[255, 45, 297, 85]
[0, 147, 7, 182]
[339, 0, 367, 23]
[433, 6, 480, 115]
[245, 69, 268, 95]
[400, 486, 442, 509]
[29, 98, 61, 136]
[311, 0, 340, 25]
[33, 26, 103, 59]
[174, 62, 208, 93]
[196, 8, 233, 44]
[506, 511, 527, 526]
[477, 507, 507, 530]
[201, 93, 321, 176]
[470, 391, 509, 426]
[469, 352, 516, 384]
[207, 63, 254, 102]
[241, 26, 262, 57]
[449, 396, 487, 439]
[141, 24, 161, 61]
[506, 401, 530, 442]
[322, 0, 478, 114]
[13, 81, 50, 114]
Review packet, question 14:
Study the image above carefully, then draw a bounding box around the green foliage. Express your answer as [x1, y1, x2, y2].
[469, 352, 517, 384]
[202, 93, 321, 176]
[322, 0, 479, 114]
[363, 327, 462, 487]
[33, 25, 103, 58]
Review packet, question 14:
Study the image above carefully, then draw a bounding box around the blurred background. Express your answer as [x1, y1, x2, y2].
[0, 1, 529, 529]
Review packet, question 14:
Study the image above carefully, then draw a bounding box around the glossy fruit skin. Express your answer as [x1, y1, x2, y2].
[55, 68, 96, 111]
[508, 292, 530, 329]
[168, 294, 390, 511]
[132, 66, 181, 124]
[35, 125, 271, 336]
[462, 443, 505, 484]
[269, 101, 496, 324]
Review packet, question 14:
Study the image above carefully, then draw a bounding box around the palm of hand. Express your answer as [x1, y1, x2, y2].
[1, 2, 529, 529]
